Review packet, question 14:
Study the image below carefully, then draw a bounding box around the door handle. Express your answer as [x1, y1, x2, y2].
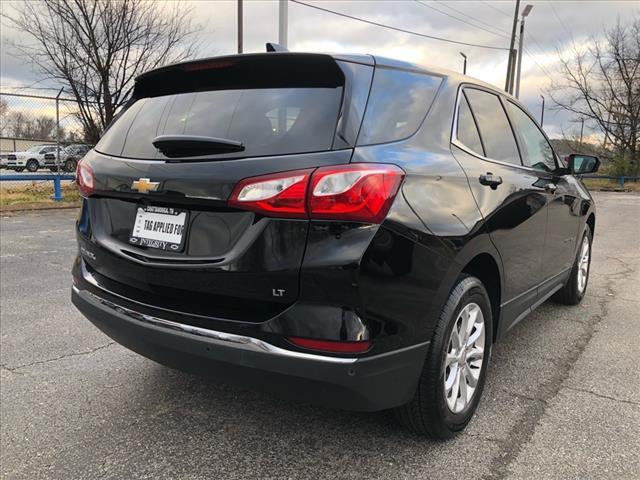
[479, 173, 503, 190]
[545, 182, 557, 193]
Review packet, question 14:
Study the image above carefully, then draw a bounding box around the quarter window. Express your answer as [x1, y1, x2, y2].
[505, 101, 556, 172]
[456, 93, 484, 156]
[357, 68, 441, 145]
[463, 88, 521, 165]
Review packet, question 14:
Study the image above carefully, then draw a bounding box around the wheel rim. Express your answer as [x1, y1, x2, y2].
[444, 302, 485, 414]
[577, 235, 590, 294]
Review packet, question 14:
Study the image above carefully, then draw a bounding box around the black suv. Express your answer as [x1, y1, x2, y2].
[71, 52, 598, 438]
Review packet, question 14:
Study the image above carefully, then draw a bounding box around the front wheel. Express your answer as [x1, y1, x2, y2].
[26, 159, 39, 172]
[394, 275, 493, 439]
[553, 226, 592, 305]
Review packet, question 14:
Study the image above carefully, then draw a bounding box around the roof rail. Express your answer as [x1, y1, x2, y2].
[266, 42, 288, 52]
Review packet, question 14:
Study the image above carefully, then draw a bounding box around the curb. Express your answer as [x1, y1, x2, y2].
[0, 202, 81, 213]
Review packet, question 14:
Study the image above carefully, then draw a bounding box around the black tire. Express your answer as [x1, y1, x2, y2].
[26, 159, 39, 172]
[553, 226, 592, 305]
[394, 275, 493, 439]
[15, 167, 25, 172]
[64, 159, 77, 173]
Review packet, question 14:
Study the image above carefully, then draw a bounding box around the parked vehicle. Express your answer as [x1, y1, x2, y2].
[6, 144, 59, 172]
[71, 51, 599, 438]
[44, 144, 94, 172]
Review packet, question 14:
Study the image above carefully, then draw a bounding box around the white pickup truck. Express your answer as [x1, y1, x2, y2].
[6, 145, 60, 172]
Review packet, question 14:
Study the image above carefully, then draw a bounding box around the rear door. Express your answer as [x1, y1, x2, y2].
[503, 100, 581, 287]
[451, 86, 550, 332]
[78, 54, 373, 321]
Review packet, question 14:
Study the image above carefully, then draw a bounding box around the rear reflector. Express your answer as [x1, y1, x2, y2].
[287, 336, 372, 354]
[76, 158, 95, 197]
[228, 164, 404, 223]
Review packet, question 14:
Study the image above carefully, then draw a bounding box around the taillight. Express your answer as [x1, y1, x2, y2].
[228, 169, 312, 219]
[228, 164, 404, 223]
[309, 164, 404, 223]
[76, 158, 95, 197]
[287, 336, 372, 354]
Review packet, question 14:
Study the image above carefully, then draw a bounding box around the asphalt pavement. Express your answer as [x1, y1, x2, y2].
[1, 192, 639, 480]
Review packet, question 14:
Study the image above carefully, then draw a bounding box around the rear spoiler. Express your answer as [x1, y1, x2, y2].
[133, 53, 345, 98]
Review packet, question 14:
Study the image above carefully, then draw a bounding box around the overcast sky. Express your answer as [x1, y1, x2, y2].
[1, 0, 638, 139]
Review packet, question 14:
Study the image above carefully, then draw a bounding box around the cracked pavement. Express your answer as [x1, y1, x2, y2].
[1, 192, 639, 480]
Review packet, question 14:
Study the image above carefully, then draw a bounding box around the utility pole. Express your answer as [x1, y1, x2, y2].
[279, 0, 288, 48]
[459, 52, 467, 75]
[579, 118, 585, 147]
[515, 4, 533, 99]
[540, 95, 545, 127]
[505, 0, 520, 93]
[237, 0, 243, 54]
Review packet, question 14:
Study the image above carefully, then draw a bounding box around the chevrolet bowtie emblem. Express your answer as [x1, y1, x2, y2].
[131, 178, 160, 193]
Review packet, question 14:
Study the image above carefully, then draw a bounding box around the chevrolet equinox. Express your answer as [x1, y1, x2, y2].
[71, 51, 599, 439]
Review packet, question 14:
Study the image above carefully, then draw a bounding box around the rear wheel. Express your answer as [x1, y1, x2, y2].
[26, 159, 39, 172]
[394, 275, 493, 439]
[64, 159, 77, 172]
[553, 226, 592, 305]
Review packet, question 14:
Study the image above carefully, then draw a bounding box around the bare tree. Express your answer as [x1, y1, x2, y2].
[3, 0, 200, 143]
[546, 17, 640, 174]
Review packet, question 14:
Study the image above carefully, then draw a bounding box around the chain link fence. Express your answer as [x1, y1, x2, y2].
[0, 92, 90, 202]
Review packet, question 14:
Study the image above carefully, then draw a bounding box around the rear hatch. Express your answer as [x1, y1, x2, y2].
[78, 53, 373, 322]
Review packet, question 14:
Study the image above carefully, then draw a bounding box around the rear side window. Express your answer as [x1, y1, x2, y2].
[505, 101, 556, 172]
[456, 93, 485, 156]
[95, 87, 343, 160]
[357, 68, 441, 145]
[463, 88, 521, 165]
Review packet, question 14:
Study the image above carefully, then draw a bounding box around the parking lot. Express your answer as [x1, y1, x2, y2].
[1, 191, 638, 480]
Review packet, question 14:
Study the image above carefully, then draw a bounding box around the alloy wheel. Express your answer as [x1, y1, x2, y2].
[443, 302, 485, 414]
[577, 235, 590, 294]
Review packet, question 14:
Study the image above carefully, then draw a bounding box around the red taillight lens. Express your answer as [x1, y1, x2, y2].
[228, 169, 312, 219]
[309, 164, 404, 223]
[76, 159, 95, 197]
[228, 164, 404, 223]
[287, 336, 372, 354]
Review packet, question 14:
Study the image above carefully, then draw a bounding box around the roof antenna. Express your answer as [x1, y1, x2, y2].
[266, 42, 288, 52]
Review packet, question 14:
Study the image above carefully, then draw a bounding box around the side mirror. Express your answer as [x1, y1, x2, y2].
[568, 154, 600, 174]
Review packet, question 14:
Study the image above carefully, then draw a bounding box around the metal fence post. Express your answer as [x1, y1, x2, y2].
[53, 88, 64, 201]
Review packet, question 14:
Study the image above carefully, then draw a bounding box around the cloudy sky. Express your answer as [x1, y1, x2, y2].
[1, 0, 638, 139]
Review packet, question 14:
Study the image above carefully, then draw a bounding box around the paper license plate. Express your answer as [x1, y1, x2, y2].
[129, 206, 188, 251]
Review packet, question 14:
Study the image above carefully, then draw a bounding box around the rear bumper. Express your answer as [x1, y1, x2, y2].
[72, 286, 428, 411]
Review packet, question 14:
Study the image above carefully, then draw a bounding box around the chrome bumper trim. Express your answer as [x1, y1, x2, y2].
[73, 285, 358, 365]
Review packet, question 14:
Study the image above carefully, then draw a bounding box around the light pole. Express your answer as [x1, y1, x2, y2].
[460, 52, 467, 75]
[505, 0, 521, 93]
[279, 0, 288, 48]
[540, 94, 545, 126]
[514, 4, 533, 98]
[237, 0, 243, 53]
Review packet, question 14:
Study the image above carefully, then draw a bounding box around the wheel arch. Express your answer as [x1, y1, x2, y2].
[586, 212, 595, 235]
[460, 253, 502, 343]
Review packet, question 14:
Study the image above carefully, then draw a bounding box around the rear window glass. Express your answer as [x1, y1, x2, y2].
[463, 88, 521, 165]
[357, 68, 441, 145]
[95, 87, 343, 159]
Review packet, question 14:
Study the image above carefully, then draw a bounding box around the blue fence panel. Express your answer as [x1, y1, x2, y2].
[0, 174, 76, 201]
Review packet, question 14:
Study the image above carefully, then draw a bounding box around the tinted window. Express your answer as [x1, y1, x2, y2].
[464, 88, 521, 165]
[456, 93, 484, 156]
[95, 87, 343, 159]
[505, 101, 556, 172]
[358, 68, 441, 145]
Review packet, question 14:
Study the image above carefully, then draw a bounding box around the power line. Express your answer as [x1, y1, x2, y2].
[289, 0, 509, 51]
[479, 1, 512, 19]
[414, 0, 509, 40]
[431, 0, 510, 39]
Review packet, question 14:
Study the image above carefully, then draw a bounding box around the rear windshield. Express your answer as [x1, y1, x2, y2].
[95, 87, 343, 160]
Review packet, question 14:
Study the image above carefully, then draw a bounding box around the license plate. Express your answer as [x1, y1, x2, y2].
[129, 206, 188, 251]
